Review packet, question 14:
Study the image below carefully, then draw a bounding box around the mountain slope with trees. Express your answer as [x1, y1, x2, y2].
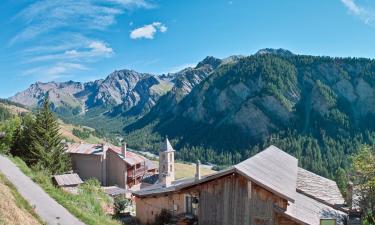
[11, 49, 375, 180]
[124, 51, 375, 179]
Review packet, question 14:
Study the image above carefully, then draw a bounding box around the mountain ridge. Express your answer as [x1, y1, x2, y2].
[11, 49, 375, 178]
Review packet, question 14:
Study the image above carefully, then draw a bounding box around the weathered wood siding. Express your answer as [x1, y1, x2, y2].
[135, 173, 294, 225]
[135, 193, 186, 225]
[275, 213, 301, 225]
[198, 174, 287, 225]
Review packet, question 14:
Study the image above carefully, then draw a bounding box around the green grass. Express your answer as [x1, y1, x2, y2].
[0, 172, 46, 225]
[10, 157, 120, 225]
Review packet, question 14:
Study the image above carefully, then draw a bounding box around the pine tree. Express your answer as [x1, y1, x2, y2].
[30, 96, 70, 174]
[11, 113, 35, 163]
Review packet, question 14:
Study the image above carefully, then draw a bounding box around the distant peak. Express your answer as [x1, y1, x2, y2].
[195, 56, 222, 69]
[255, 48, 294, 57]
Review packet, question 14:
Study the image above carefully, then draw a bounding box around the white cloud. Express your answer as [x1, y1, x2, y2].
[89, 41, 113, 54]
[28, 40, 113, 63]
[341, 0, 375, 25]
[23, 63, 89, 81]
[11, 0, 153, 82]
[11, 0, 153, 44]
[130, 22, 168, 39]
[107, 0, 155, 9]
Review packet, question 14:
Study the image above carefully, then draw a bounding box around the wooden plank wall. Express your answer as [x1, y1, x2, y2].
[198, 174, 287, 225]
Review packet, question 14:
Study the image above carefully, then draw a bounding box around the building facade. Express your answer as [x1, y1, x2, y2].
[134, 145, 348, 225]
[66, 142, 157, 189]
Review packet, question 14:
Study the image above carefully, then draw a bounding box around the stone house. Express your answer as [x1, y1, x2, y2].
[66, 142, 157, 189]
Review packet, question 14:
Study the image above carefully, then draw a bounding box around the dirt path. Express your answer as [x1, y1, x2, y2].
[0, 156, 85, 225]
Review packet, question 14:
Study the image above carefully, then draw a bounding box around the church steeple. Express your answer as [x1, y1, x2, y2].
[158, 137, 175, 186]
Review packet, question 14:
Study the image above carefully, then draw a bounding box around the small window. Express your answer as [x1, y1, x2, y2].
[170, 165, 173, 172]
[320, 219, 336, 225]
[169, 153, 172, 161]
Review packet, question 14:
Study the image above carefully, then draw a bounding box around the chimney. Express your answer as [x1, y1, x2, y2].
[122, 142, 127, 157]
[102, 143, 108, 157]
[347, 181, 354, 209]
[195, 160, 201, 181]
[101, 143, 108, 186]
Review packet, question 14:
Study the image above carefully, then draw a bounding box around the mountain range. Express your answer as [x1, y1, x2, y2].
[10, 48, 375, 178]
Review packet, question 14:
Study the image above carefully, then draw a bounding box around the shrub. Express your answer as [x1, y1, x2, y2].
[153, 209, 172, 225]
[113, 196, 132, 215]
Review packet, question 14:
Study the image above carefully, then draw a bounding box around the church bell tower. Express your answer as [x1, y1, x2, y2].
[158, 137, 175, 186]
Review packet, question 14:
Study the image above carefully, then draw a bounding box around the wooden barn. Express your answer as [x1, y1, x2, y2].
[134, 145, 348, 225]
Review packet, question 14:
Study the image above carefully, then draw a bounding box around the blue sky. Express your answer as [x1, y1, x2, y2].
[1, 0, 375, 97]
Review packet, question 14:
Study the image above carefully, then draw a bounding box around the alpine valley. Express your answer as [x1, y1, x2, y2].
[10, 49, 375, 178]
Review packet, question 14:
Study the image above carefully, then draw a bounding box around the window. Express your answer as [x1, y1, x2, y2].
[170, 165, 173, 172]
[185, 195, 198, 216]
[185, 195, 193, 214]
[169, 153, 172, 161]
[320, 219, 336, 225]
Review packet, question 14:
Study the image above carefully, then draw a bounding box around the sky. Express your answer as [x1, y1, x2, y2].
[1, 0, 375, 97]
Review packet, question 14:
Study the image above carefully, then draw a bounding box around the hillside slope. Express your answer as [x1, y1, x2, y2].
[11, 49, 375, 178]
[0, 173, 42, 225]
[125, 51, 375, 177]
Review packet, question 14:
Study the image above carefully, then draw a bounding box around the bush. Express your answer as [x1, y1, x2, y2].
[72, 128, 91, 139]
[114, 196, 132, 215]
[153, 209, 172, 225]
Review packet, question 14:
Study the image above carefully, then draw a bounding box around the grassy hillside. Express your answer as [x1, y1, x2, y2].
[59, 121, 104, 144]
[10, 157, 120, 225]
[0, 173, 44, 225]
[151, 160, 215, 180]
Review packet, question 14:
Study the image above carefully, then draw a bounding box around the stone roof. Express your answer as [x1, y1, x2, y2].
[52, 173, 83, 187]
[66, 143, 155, 167]
[235, 145, 298, 202]
[297, 168, 345, 206]
[136, 146, 299, 202]
[281, 192, 347, 225]
[102, 186, 129, 197]
[160, 138, 174, 152]
[134, 145, 348, 225]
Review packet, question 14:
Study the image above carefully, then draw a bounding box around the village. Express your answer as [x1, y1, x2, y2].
[2, 1, 375, 224]
[49, 137, 362, 225]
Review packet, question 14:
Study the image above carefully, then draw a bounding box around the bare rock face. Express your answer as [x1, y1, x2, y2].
[10, 69, 173, 117]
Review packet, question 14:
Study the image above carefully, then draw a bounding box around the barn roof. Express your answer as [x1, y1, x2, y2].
[52, 173, 83, 187]
[297, 168, 345, 206]
[136, 146, 298, 202]
[279, 192, 347, 225]
[66, 143, 156, 167]
[103, 186, 129, 197]
[134, 145, 348, 224]
[134, 167, 236, 196]
[235, 145, 298, 202]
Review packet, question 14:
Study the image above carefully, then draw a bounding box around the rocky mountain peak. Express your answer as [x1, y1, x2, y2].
[256, 48, 294, 57]
[195, 56, 222, 69]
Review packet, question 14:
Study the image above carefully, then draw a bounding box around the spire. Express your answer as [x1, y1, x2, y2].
[160, 136, 174, 152]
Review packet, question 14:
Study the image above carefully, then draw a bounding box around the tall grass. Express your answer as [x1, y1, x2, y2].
[0, 172, 45, 224]
[10, 157, 120, 225]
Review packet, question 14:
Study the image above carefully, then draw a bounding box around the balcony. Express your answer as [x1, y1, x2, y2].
[127, 167, 146, 178]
